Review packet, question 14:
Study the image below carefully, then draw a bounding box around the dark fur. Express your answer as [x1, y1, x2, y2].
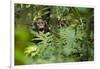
[32, 22, 49, 33]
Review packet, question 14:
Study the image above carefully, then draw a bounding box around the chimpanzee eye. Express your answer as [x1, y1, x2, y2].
[41, 22, 44, 24]
[38, 22, 44, 24]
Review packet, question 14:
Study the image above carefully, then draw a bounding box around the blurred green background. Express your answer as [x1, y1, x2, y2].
[15, 3, 94, 65]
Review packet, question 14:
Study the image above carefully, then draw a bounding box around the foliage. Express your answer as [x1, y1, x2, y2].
[15, 4, 94, 65]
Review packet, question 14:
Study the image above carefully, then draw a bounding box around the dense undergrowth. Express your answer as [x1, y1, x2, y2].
[15, 4, 94, 65]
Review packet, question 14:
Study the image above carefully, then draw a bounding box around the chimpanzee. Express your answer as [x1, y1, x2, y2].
[32, 18, 49, 33]
[32, 18, 49, 43]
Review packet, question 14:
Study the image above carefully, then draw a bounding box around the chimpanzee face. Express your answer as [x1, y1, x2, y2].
[32, 18, 49, 33]
[37, 19, 45, 29]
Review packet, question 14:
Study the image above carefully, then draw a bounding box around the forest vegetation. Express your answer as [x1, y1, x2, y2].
[15, 4, 94, 65]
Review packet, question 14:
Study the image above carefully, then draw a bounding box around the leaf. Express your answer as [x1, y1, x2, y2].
[24, 45, 39, 57]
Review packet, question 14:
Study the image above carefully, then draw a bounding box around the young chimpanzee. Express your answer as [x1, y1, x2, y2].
[32, 18, 49, 43]
[32, 18, 49, 33]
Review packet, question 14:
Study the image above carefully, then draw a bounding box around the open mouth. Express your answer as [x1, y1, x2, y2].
[39, 28, 44, 32]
